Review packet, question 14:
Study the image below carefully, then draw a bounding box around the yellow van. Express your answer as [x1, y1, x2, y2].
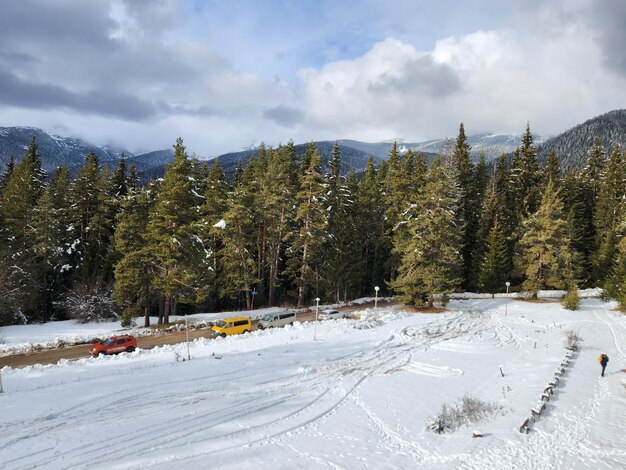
[211, 316, 251, 337]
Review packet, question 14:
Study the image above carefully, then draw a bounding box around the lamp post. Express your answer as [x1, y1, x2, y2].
[374, 286, 380, 308]
[505, 281, 510, 316]
[314, 297, 320, 341]
[250, 288, 257, 310]
[185, 314, 191, 361]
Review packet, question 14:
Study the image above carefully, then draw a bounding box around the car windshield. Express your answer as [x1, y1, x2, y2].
[101, 339, 114, 346]
[261, 314, 274, 321]
[215, 320, 226, 328]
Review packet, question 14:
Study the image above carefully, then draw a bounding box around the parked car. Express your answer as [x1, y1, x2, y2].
[90, 335, 137, 357]
[319, 309, 345, 320]
[211, 317, 251, 337]
[258, 310, 297, 329]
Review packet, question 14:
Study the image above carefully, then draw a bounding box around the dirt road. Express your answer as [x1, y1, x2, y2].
[0, 302, 390, 369]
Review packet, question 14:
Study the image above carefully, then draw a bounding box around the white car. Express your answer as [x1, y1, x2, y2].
[319, 309, 345, 320]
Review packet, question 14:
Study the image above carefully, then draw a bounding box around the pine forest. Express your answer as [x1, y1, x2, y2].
[1, 125, 625, 328]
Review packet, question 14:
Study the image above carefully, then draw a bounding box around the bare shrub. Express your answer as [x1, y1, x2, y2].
[0, 334, 5, 344]
[60, 282, 118, 324]
[564, 329, 583, 351]
[427, 395, 504, 434]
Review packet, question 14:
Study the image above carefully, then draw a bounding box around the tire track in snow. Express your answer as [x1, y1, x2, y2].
[347, 392, 429, 462]
[6, 306, 512, 469]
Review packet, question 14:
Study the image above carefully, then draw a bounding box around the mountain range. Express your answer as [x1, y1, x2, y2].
[1, 109, 624, 179]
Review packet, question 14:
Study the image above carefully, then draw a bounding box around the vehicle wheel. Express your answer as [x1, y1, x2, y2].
[243, 329, 249, 334]
[220, 333, 226, 338]
[126, 346, 135, 353]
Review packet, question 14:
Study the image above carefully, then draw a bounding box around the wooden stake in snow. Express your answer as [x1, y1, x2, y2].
[0, 370, 4, 394]
[499, 366, 505, 377]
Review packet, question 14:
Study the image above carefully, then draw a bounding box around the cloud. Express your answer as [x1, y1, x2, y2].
[263, 106, 304, 126]
[0, 70, 159, 120]
[368, 55, 460, 97]
[0, 0, 624, 155]
[295, 6, 626, 142]
[590, 0, 626, 76]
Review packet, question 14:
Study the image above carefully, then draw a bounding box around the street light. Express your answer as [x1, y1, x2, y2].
[185, 314, 191, 361]
[314, 297, 321, 341]
[374, 286, 380, 309]
[505, 281, 511, 316]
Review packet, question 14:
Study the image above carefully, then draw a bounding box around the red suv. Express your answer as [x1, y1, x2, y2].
[90, 335, 137, 357]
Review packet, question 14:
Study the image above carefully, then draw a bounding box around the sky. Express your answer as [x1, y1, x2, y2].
[0, 0, 625, 156]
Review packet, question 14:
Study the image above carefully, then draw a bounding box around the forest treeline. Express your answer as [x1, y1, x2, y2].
[0, 124, 625, 327]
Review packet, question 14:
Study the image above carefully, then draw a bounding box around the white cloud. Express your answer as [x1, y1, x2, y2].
[0, 0, 624, 155]
[294, 10, 626, 142]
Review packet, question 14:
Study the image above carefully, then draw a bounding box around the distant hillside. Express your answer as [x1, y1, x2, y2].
[407, 133, 547, 161]
[2, 109, 624, 180]
[537, 109, 626, 167]
[201, 141, 379, 177]
[200, 140, 439, 178]
[0, 127, 178, 179]
[0, 127, 125, 172]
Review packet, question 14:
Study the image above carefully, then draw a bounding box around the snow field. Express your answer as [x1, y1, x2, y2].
[1, 298, 625, 469]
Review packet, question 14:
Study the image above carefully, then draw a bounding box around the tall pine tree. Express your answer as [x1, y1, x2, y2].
[392, 157, 463, 307]
[514, 181, 576, 298]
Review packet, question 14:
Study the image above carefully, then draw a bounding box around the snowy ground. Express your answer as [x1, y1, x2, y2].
[1, 297, 626, 469]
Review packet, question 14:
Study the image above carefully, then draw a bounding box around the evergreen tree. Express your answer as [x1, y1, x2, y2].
[112, 153, 129, 199]
[574, 138, 607, 284]
[356, 157, 387, 295]
[127, 164, 140, 191]
[286, 143, 327, 307]
[0, 154, 15, 194]
[560, 169, 589, 284]
[0, 137, 46, 249]
[604, 223, 626, 310]
[0, 138, 46, 322]
[514, 181, 576, 298]
[323, 170, 363, 302]
[218, 158, 258, 310]
[392, 157, 463, 307]
[477, 217, 512, 294]
[262, 145, 298, 306]
[32, 167, 72, 322]
[145, 138, 212, 323]
[385, 145, 425, 286]
[544, 150, 562, 189]
[197, 159, 229, 311]
[113, 188, 155, 327]
[67, 151, 100, 274]
[510, 124, 541, 220]
[468, 153, 491, 285]
[592, 144, 625, 283]
[450, 123, 475, 288]
[492, 154, 517, 244]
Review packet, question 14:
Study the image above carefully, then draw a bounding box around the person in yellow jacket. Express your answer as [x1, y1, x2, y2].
[599, 353, 609, 377]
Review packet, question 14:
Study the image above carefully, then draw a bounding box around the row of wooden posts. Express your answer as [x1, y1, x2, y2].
[519, 349, 574, 433]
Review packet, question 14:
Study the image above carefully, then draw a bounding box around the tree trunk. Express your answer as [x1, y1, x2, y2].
[143, 296, 150, 328]
[298, 243, 309, 308]
[158, 296, 164, 325]
[163, 295, 171, 324]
